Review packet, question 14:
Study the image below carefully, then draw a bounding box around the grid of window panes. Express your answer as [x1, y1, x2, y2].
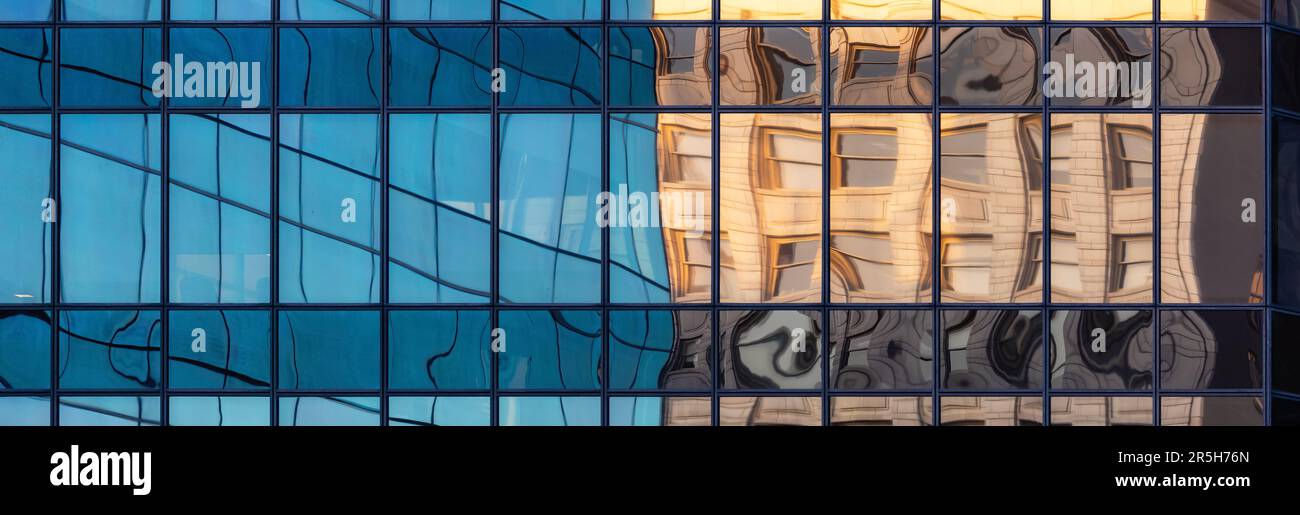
[0, 0, 1288, 426]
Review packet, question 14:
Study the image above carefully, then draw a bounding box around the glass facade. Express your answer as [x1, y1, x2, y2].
[0, 0, 1292, 427]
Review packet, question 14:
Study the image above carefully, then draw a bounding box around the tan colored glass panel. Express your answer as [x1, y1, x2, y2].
[1049, 0, 1152, 20]
[719, 113, 822, 303]
[831, 0, 933, 20]
[1160, 0, 1261, 20]
[939, 396, 1044, 425]
[1050, 397, 1154, 426]
[719, 27, 822, 106]
[831, 397, 933, 425]
[720, 0, 822, 19]
[940, 0, 1042, 20]
[719, 396, 823, 425]
[1048, 113, 1154, 303]
[829, 27, 933, 106]
[939, 113, 1042, 303]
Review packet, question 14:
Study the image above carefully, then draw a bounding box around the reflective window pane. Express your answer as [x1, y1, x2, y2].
[0, 0, 53, 21]
[0, 115, 52, 303]
[59, 396, 160, 426]
[279, 0, 379, 20]
[1050, 396, 1153, 425]
[389, 27, 492, 107]
[499, 27, 602, 107]
[498, 114, 601, 303]
[60, 28, 162, 108]
[1276, 30, 1300, 112]
[609, 310, 712, 390]
[387, 310, 491, 390]
[0, 29, 52, 108]
[832, 0, 932, 20]
[277, 311, 380, 390]
[1049, 310, 1153, 390]
[1160, 27, 1262, 107]
[719, 113, 822, 303]
[939, 114, 1042, 302]
[497, 310, 602, 390]
[1160, 310, 1263, 390]
[279, 396, 379, 426]
[1275, 312, 1300, 394]
[60, 114, 162, 304]
[0, 311, 52, 390]
[64, 0, 161, 21]
[1048, 113, 1154, 303]
[612, 0, 712, 19]
[279, 114, 381, 303]
[938, 27, 1042, 106]
[610, 113, 712, 303]
[719, 396, 822, 426]
[389, 0, 490, 20]
[1049, 0, 1152, 20]
[171, 0, 272, 20]
[279, 28, 381, 107]
[1047, 27, 1153, 108]
[1160, 396, 1263, 426]
[501, 0, 600, 20]
[1160, 114, 1265, 304]
[1161, 0, 1261, 20]
[720, 310, 822, 390]
[168, 28, 270, 109]
[941, 0, 1042, 20]
[498, 396, 601, 426]
[940, 310, 1044, 389]
[939, 396, 1043, 425]
[388, 396, 490, 426]
[169, 396, 270, 426]
[719, 27, 822, 106]
[0, 397, 50, 426]
[720, 0, 822, 20]
[830, 113, 932, 302]
[169, 114, 272, 304]
[388, 114, 491, 303]
[830, 310, 932, 390]
[58, 311, 161, 390]
[610, 396, 712, 426]
[610, 27, 713, 106]
[168, 310, 270, 390]
[830, 396, 933, 425]
[1277, 116, 1300, 309]
[830, 27, 933, 106]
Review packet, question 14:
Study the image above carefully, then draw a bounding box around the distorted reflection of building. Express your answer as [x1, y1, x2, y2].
[940, 396, 1043, 425]
[1047, 27, 1152, 107]
[830, 397, 932, 425]
[830, 310, 933, 389]
[720, 27, 821, 105]
[829, 27, 932, 106]
[1050, 397, 1153, 426]
[719, 310, 822, 389]
[1049, 310, 1153, 390]
[1160, 397, 1264, 426]
[939, 113, 1041, 302]
[938, 27, 1041, 106]
[718, 396, 821, 426]
[719, 0, 822, 20]
[941, 310, 1044, 389]
[1049, 114, 1155, 303]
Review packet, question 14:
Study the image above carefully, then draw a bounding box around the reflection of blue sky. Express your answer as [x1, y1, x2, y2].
[389, 0, 490, 20]
[280, 396, 379, 426]
[389, 396, 490, 426]
[499, 397, 600, 426]
[0, 397, 49, 426]
[59, 396, 160, 426]
[0, 311, 51, 389]
[610, 114, 672, 302]
[170, 396, 270, 426]
[609, 397, 665, 426]
[0, 115, 52, 302]
[171, 0, 272, 21]
[63, 0, 160, 20]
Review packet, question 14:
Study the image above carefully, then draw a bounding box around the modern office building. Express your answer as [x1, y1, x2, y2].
[0, 0, 1296, 426]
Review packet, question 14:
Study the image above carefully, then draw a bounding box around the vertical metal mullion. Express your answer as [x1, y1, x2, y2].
[490, 0, 501, 427]
[710, 0, 720, 427]
[50, 17, 60, 427]
[1264, 12, 1274, 425]
[159, 0, 171, 427]
[600, 0, 610, 427]
[270, 0, 281, 427]
[820, 0, 831, 426]
[1152, 1, 1163, 425]
[1040, 1, 1051, 425]
[930, 0, 941, 427]
[378, 0, 389, 427]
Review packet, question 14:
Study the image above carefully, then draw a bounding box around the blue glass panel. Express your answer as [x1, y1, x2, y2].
[0, 311, 51, 390]
[609, 310, 712, 390]
[171, 0, 272, 20]
[60, 114, 162, 304]
[389, 0, 490, 20]
[388, 396, 491, 426]
[0, 0, 53, 21]
[169, 114, 270, 303]
[279, 114, 381, 303]
[610, 27, 714, 106]
[497, 310, 602, 390]
[64, 0, 162, 21]
[0, 397, 49, 426]
[168, 310, 271, 390]
[277, 310, 379, 390]
[169, 396, 270, 426]
[0, 115, 52, 303]
[59, 396, 161, 426]
[389, 27, 492, 107]
[167, 28, 270, 109]
[499, 27, 602, 106]
[280, 0, 379, 20]
[0, 29, 52, 107]
[609, 396, 712, 425]
[388, 114, 490, 303]
[498, 396, 601, 426]
[279, 28, 381, 107]
[388, 310, 490, 390]
[60, 28, 162, 108]
[58, 310, 161, 390]
[279, 396, 379, 426]
[498, 113, 601, 303]
[500, 0, 601, 20]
